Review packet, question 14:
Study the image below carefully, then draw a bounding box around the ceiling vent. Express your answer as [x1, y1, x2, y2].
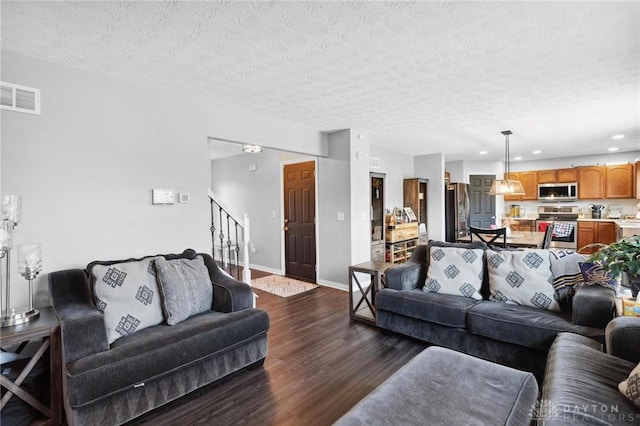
[369, 157, 380, 169]
[1, 82, 41, 115]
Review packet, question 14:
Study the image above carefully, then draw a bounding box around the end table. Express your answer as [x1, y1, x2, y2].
[1, 307, 62, 425]
[349, 261, 394, 324]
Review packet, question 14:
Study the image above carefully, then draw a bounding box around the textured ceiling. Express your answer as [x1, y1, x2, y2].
[2, 1, 639, 161]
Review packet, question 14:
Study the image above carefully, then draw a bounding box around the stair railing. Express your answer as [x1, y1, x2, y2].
[208, 189, 251, 285]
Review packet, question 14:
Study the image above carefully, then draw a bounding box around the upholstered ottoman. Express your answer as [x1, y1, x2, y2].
[335, 346, 538, 426]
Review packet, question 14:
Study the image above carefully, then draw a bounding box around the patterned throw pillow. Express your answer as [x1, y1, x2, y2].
[91, 257, 164, 344]
[579, 262, 618, 290]
[424, 247, 484, 299]
[154, 256, 213, 325]
[619, 363, 640, 409]
[487, 249, 560, 311]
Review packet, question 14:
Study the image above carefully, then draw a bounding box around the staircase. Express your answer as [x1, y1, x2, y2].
[208, 189, 251, 284]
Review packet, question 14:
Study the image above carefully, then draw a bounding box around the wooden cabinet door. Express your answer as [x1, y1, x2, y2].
[519, 171, 538, 200]
[605, 164, 634, 199]
[537, 170, 557, 184]
[557, 168, 578, 183]
[597, 221, 616, 245]
[577, 221, 597, 253]
[503, 172, 522, 201]
[578, 166, 604, 199]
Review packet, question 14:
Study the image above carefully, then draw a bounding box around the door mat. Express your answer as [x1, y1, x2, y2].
[251, 275, 319, 298]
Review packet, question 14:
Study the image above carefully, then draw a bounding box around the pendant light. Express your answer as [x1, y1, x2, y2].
[242, 144, 262, 153]
[488, 130, 525, 195]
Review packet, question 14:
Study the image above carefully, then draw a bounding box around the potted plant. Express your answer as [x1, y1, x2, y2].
[587, 235, 640, 297]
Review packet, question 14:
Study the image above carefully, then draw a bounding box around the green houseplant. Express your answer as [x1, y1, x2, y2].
[587, 235, 640, 297]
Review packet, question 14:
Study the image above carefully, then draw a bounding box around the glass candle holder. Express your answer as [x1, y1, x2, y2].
[1, 195, 22, 225]
[0, 221, 13, 251]
[17, 243, 42, 277]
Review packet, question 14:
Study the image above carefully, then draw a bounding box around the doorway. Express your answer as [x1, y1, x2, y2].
[283, 161, 317, 282]
[469, 175, 496, 228]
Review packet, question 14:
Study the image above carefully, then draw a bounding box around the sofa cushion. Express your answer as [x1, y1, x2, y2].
[619, 362, 640, 409]
[65, 308, 269, 408]
[376, 288, 478, 328]
[541, 333, 639, 425]
[424, 246, 484, 299]
[467, 301, 604, 351]
[487, 249, 561, 312]
[90, 257, 165, 344]
[154, 256, 213, 325]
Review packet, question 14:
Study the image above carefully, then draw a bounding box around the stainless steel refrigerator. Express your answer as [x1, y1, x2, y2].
[445, 183, 470, 242]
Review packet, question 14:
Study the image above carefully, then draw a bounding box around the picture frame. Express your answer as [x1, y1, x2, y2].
[403, 207, 417, 222]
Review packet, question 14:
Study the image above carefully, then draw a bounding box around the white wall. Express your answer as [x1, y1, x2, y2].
[348, 130, 371, 265]
[414, 153, 446, 241]
[370, 145, 414, 211]
[510, 152, 640, 172]
[1, 50, 324, 307]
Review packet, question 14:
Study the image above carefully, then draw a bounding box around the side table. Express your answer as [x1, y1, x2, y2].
[349, 261, 394, 324]
[1, 307, 62, 425]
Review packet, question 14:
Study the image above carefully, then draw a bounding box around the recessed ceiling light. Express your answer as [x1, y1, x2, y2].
[479, 150, 488, 155]
[514, 156, 522, 160]
[608, 147, 619, 152]
[532, 150, 541, 155]
[612, 134, 625, 140]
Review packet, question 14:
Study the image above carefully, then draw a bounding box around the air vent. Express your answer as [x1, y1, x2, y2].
[0, 82, 40, 115]
[369, 157, 380, 169]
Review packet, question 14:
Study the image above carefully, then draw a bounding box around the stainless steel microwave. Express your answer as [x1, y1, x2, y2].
[538, 182, 578, 201]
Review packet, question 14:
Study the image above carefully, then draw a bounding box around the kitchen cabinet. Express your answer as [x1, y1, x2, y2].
[605, 163, 634, 199]
[578, 166, 605, 199]
[577, 221, 616, 254]
[557, 168, 578, 183]
[504, 171, 537, 201]
[537, 170, 557, 184]
[370, 173, 385, 261]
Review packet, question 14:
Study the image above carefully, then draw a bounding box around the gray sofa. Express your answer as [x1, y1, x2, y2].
[335, 317, 640, 425]
[376, 241, 616, 378]
[49, 249, 269, 426]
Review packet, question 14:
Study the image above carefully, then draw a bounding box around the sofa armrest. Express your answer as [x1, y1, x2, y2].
[605, 316, 640, 364]
[48, 269, 109, 364]
[385, 244, 428, 291]
[571, 285, 616, 328]
[200, 253, 253, 312]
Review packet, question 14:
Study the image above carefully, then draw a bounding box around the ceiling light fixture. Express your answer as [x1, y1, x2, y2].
[514, 156, 522, 160]
[479, 150, 488, 155]
[612, 134, 625, 140]
[242, 144, 262, 153]
[608, 147, 619, 152]
[532, 150, 541, 155]
[488, 130, 525, 196]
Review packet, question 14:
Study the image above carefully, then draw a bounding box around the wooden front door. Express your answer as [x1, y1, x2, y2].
[284, 161, 316, 282]
[469, 174, 496, 228]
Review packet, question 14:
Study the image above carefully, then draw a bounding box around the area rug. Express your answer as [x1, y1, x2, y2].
[251, 275, 319, 297]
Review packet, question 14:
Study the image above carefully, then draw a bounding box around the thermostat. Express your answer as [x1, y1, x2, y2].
[152, 189, 175, 205]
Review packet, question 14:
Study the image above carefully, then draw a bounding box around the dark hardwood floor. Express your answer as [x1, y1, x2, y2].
[131, 271, 427, 425]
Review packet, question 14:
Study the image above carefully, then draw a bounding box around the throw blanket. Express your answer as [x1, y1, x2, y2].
[549, 249, 587, 310]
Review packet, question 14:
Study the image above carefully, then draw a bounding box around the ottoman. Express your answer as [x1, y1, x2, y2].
[334, 346, 538, 426]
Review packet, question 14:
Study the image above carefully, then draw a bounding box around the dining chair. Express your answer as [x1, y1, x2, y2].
[541, 222, 554, 249]
[469, 226, 507, 248]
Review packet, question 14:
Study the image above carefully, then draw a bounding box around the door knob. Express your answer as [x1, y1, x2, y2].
[284, 218, 289, 223]
[284, 226, 288, 231]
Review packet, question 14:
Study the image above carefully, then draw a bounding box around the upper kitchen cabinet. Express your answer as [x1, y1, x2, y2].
[578, 166, 605, 199]
[537, 170, 557, 184]
[556, 168, 578, 183]
[504, 171, 537, 201]
[605, 163, 634, 199]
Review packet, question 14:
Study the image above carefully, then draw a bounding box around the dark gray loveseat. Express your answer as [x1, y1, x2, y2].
[49, 249, 269, 425]
[376, 241, 616, 378]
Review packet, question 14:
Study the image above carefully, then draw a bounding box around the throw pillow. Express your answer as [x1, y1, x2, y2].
[549, 250, 587, 310]
[619, 362, 640, 409]
[90, 257, 164, 344]
[154, 255, 213, 325]
[487, 249, 560, 311]
[424, 246, 484, 299]
[579, 262, 618, 290]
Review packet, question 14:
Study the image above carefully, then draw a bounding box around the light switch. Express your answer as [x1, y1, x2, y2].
[337, 212, 345, 221]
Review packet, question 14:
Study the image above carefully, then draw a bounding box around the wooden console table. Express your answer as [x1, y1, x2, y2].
[349, 261, 394, 324]
[1, 307, 62, 425]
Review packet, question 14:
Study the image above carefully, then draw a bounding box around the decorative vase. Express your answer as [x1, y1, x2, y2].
[623, 272, 640, 297]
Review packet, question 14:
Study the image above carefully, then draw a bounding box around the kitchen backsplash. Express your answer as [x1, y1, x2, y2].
[505, 199, 639, 219]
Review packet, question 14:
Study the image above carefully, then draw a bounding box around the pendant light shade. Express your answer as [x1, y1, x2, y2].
[488, 130, 525, 196]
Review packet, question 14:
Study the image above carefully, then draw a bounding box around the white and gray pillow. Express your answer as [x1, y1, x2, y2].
[424, 247, 484, 299]
[91, 257, 164, 344]
[619, 362, 640, 409]
[487, 249, 560, 311]
[154, 255, 213, 325]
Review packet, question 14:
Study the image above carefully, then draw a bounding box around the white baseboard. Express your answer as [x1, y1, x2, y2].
[248, 264, 283, 276]
[317, 279, 348, 291]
